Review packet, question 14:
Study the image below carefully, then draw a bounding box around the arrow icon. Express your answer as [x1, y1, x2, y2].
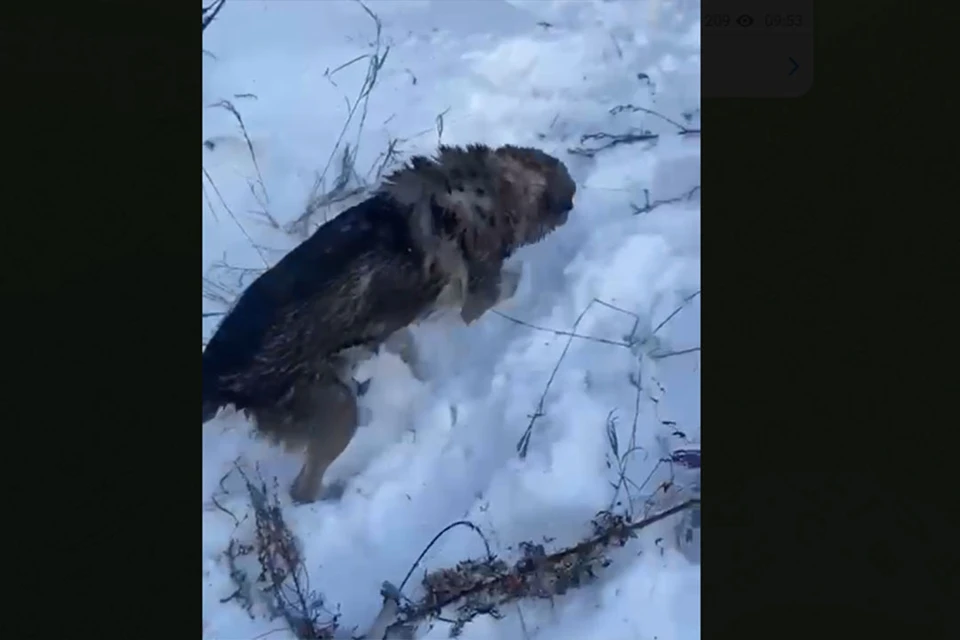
[788, 57, 799, 76]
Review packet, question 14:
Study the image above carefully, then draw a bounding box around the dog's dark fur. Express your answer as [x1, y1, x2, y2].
[202, 143, 576, 503]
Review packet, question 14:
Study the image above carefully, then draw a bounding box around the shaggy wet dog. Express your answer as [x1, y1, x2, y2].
[202, 143, 576, 503]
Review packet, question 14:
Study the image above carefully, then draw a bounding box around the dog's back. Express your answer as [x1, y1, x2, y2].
[202, 193, 442, 422]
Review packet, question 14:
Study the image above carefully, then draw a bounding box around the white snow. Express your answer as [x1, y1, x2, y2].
[203, 1, 700, 638]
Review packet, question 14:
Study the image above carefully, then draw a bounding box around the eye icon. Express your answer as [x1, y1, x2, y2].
[736, 14, 754, 28]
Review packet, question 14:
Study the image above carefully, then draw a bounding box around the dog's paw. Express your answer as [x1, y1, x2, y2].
[317, 480, 347, 502]
[289, 477, 318, 505]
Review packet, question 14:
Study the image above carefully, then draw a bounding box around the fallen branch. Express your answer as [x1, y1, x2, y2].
[214, 440, 698, 638]
[378, 499, 700, 637]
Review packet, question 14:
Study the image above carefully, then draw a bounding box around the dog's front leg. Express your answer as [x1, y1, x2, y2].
[497, 264, 522, 303]
[460, 262, 522, 325]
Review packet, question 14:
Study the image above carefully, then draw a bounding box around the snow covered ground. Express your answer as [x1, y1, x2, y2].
[202, 1, 700, 638]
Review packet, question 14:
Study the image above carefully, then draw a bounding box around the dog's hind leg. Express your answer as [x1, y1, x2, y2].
[289, 380, 360, 504]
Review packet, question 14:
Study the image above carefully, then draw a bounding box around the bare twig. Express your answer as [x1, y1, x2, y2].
[326, 53, 372, 82]
[649, 290, 700, 339]
[398, 522, 494, 597]
[435, 108, 451, 146]
[206, 259, 267, 298]
[289, 1, 390, 234]
[209, 99, 278, 228]
[514, 298, 644, 459]
[203, 275, 235, 307]
[492, 310, 630, 348]
[203, 180, 220, 223]
[515, 301, 598, 459]
[202, 0, 227, 32]
[625, 357, 646, 500]
[367, 137, 404, 185]
[650, 345, 700, 359]
[631, 185, 700, 215]
[514, 291, 699, 459]
[568, 106, 700, 158]
[609, 103, 693, 132]
[568, 131, 655, 157]
[605, 409, 643, 513]
[568, 128, 700, 158]
[203, 166, 269, 267]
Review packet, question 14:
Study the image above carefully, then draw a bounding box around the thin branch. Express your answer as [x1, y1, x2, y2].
[516, 300, 604, 459]
[202, 274, 236, 307]
[569, 105, 700, 158]
[397, 521, 494, 596]
[492, 310, 630, 348]
[209, 99, 277, 228]
[650, 346, 700, 360]
[326, 53, 371, 81]
[202, 0, 227, 32]
[592, 298, 642, 341]
[289, 1, 389, 233]
[202, 180, 219, 223]
[631, 185, 700, 215]
[650, 290, 700, 338]
[202, 166, 269, 267]
[568, 130, 661, 158]
[514, 291, 699, 458]
[512, 297, 648, 458]
[627, 358, 644, 469]
[609, 103, 693, 132]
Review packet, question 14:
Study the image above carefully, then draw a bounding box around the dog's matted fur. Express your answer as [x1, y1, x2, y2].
[202, 143, 576, 503]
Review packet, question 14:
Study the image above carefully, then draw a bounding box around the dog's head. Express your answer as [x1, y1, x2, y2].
[381, 143, 577, 260]
[491, 145, 577, 247]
